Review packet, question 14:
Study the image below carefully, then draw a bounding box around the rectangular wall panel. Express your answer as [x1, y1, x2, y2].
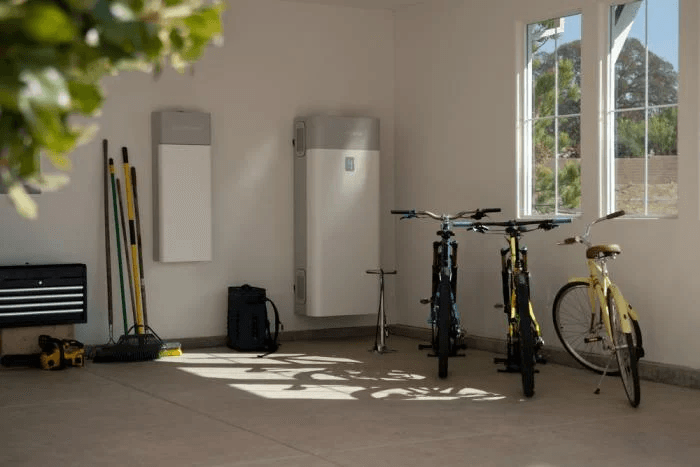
[156, 144, 212, 262]
[152, 111, 212, 263]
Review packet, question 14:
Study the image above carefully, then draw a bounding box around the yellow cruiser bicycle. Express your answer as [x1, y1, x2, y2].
[552, 210, 644, 407]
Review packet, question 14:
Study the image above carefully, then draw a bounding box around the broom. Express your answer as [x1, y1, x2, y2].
[93, 147, 162, 362]
[131, 167, 182, 357]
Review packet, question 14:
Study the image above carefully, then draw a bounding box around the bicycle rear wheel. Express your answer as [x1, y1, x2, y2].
[607, 292, 640, 407]
[516, 274, 535, 397]
[437, 279, 452, 379]
[553, 281, 620, 375]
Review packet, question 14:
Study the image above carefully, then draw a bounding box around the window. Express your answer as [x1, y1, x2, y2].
[522, 13, 582, 217]
[608, 0, 679, 217]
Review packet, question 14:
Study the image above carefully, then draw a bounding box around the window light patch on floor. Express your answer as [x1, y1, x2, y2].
[159, 352, 506, 402]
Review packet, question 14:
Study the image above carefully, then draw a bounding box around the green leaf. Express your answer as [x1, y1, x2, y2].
[7, 182, 38, 219]
[65, 0, 98, 11]
[180, 35, 209, 62]
[140, 23, 163, 59]
[22, 2, 78, 43]
[25, 173, 70, 192]
[0, 3, 23, 20]
[169, 28, 185, 51]
[20, 104, 76, 158]
[16, 143, 39, 177]
[182, 7, 222, 39]
[110, 2, 136, 21]
[68, 81, 103, 115]
[0, 79, 22, 111]
[18, 68, 71, 111]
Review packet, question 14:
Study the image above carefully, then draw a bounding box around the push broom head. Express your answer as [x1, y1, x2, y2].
[93, 333, 163, 363]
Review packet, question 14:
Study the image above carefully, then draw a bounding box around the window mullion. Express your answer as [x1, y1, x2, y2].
[644, 0, 649, 216]
[554, 37, 560, 215]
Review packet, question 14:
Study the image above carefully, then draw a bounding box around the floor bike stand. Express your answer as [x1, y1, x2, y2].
[366, 269, 397, 354]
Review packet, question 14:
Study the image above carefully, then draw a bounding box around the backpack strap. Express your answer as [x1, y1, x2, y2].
[257, 298, 283, 358]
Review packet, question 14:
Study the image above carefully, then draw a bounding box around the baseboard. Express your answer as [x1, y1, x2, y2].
[174, 326, 376, 350]
[390, 324, 700, 390]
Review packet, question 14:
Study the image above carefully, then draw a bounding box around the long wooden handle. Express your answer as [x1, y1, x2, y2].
[122, 146, 145, 334]
[117, 178, 137, 328]
[109, 158, 129, 335]
[131, 167, 149, 328]
[103, 140, 114, 342]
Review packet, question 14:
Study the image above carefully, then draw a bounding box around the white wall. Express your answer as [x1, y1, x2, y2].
[394, 0, 700, 369]
[0, 0, 396, 345]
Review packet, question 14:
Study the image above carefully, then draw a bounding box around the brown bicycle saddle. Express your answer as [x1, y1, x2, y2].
[586, 244, 622, 259]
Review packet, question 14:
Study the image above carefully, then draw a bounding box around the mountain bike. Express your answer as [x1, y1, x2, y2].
[391, 208, 501, 378]
[456, 217, 570, 397]
[552, 210, 643, 406]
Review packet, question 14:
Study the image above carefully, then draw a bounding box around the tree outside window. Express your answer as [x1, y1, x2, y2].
[524, 14, 582, 217]
[609, 0, 679, 217]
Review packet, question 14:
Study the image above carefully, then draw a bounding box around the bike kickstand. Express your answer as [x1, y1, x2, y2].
[594, 355, 616, 394]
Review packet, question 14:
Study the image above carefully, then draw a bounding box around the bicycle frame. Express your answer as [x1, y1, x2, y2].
[568, 257, 639, 337]
[504, 234, 541, 339]
[431, 219, 459, 332]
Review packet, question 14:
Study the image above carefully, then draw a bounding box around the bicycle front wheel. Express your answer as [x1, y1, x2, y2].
[553, 281, 620, 375]
[516, 274, 535, 397]
[608, 292, 640, 407]
[437, 279, 452, 379]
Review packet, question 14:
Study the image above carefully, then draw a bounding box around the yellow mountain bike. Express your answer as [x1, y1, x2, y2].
[552, 210, 644, 407]
[457, 217, 570, 397]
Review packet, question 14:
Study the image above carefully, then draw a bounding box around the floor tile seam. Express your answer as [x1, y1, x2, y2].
[0, 398, 86, 410]
[223, 453, 348, 467]
[87, 370, 343, 465]
[308, 412, 638, 456]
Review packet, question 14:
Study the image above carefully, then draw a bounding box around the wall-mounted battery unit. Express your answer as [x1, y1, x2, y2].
[152, 110, 212, 263]
[294, 116, 380, 317]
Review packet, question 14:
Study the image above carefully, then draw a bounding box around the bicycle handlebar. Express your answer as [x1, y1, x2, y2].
[391, 208, 501, 221]
[594, 209, 625, 224]
[454, 217, 571, 233]
[559, 210, 626, 247]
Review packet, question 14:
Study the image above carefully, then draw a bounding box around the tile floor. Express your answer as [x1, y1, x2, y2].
[1, 335, 699, 466]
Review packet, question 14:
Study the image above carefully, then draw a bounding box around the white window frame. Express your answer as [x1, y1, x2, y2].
[605, 0, 680, 218]
[521, 14, 582, 218]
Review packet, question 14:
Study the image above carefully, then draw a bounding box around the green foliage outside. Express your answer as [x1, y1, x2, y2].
[615, 107, 677, 157]
[0, 0, 225, 218]
[530, 31, 677, 214]
[535, 162, 581, 213]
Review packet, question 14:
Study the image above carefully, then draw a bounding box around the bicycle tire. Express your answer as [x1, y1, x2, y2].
[437, 279, 452, 379]
[607, 292, 640, 407]
[553, 281, 620, 375]
[516, 274, 535, 397]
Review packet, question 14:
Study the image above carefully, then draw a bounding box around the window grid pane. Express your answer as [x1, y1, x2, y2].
[609, 0, 678, 217]
[524, 13, 582, 217]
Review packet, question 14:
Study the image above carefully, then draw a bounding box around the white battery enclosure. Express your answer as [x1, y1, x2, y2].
[294, 116, 380, 317]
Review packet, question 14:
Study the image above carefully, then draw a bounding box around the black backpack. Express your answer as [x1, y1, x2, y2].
[227, 284, 282, 356]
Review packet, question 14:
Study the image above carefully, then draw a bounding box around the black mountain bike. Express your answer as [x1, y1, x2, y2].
[392, 208, 501, 378]
[456, 217, 570, 396]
